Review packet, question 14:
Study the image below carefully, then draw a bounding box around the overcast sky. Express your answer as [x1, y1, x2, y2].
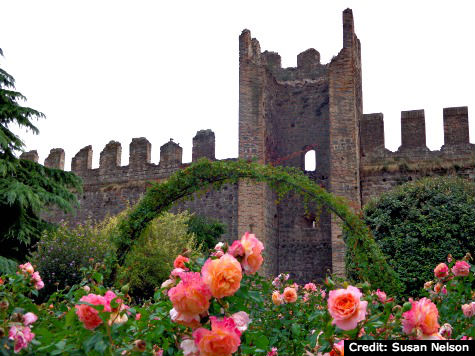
[1, 0, 474, 170]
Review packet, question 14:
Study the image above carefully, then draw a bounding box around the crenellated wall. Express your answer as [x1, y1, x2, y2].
[360, 107, 475, 205]
[21, 8, 474, 283]
[32, 134, 239, 244]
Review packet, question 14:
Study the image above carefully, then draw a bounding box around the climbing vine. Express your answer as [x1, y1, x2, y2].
[114, 159, 402, 294]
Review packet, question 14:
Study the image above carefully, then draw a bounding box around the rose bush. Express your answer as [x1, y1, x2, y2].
[1, 234, 475, 355]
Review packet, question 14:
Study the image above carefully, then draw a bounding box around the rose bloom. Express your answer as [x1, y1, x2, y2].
[402, 298, 440, 338]
[231, 311, 251, 332]
[201, 254, 242, 299]
[267, 347, 278, 356]
[170, 308, 201, 329]
[168, 272, 212, 323]
[327, 286, 368, 331]
[9, 325, 35, 354]
[434, 263, 449, 278]
[181, 338, 200, 356]
[23, 312, 38, 326]
[461, 302, 475, 317]
[375, 289, 387, 303]
[174, 255, 190, 270]
[171, 268, 186, 278]
[19, 262, 34, 275]
[330, 340, 344, 356]
[75, 293, 109, 330]
[283, 287, 298, 303]
[240, 232, 264, 274]
[193, 316, 241, 356]
[452, 260, 471, 277]
[439, 323, 452, 339]
[228, 240, 244, 257]
[304, 283, 317, 292]
[272, 291, 284, 306]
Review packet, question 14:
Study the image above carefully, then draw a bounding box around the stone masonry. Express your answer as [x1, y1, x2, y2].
[22, 9, 474, 282]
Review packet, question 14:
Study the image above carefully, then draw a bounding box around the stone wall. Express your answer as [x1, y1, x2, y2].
[360, 107, 475, 205]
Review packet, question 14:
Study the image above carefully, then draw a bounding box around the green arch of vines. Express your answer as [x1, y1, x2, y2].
[115, 159, 401, 294]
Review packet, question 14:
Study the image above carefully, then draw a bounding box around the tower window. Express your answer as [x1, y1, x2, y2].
[304, 150, 316, 171]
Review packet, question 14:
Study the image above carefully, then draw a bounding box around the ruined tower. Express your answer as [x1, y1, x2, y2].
[237, 9, 362, 277]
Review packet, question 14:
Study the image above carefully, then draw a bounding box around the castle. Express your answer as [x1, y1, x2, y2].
[21, 9, 474, 281]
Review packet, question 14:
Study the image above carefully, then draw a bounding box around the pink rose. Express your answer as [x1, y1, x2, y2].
[23, 312, 38, 326]
[75, 293, 108, 330]
[240, 232, 264, 275]
[135, 313, 141, 320]
[375, 289, 387, 303]
[327, 286, 368, 330]
[266, 347, 278, 356]
[228, 240, 244, 257]
[462, 302, 475, 317]
[170, 308, 201, 329]
[180, 338, 200, 356]
[452, 260, 470, 277]
[304, 283, 317, 292]
[171, 268, 186, 278]
[168, 272, 212, 326]
[231, 311, 251, 332]
[19, 262, 34, 275]
[9, 326, 35, 353]
[439, 323, 452, 339]
[332, 340, 345, 356]
[434, 263, 449, 278]
[193, 316, 241, 356]
[34, 280, 44, 290]
[402, 298, 440, 338]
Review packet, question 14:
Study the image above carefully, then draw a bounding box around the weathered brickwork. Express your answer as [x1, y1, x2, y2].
[24, 8, 473, 283]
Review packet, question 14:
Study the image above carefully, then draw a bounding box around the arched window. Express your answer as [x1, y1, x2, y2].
[304, 150, 316, 171]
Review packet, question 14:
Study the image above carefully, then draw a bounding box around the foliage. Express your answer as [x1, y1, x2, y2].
[116, 212, 200, 299]
[186, 214, 225, 251]
[0, 49, 82, 264]
[114, 158, 402, 295]
[1, 239, 475, 355]
[29, 218, 117, 298]
[363, 176, 475, 297]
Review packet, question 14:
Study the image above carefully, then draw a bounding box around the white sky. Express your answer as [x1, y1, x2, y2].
[1, 0, 474, 170]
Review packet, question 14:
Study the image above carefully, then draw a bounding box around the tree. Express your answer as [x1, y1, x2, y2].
[0, 48, 82, 270]
[364, 176, 475, 297]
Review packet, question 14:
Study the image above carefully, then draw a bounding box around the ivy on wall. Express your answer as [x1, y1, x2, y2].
[114, 159, 402, 294]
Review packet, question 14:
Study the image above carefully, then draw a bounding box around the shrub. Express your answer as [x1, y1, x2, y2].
[186, 214, 225, 251]
[116, 211, 199, 299]
[30, 216, 119, 297]
[363, 176, 475, 297]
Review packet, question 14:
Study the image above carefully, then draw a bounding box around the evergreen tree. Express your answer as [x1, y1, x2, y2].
[0, 48, 82, 271]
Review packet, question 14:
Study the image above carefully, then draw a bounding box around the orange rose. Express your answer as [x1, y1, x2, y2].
[193, 317, 241, 356]
[283, 287, 298, 303]
[240, 232, 264, 275]
[201, 254, 242, 299]
[174, 255, 190, 270]
[272, 291, 284, 306]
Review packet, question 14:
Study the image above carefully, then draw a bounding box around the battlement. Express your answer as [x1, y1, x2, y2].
[21, 130, 218, 183]
[240, 30, 328, 83]
[361, 107, 472, 157]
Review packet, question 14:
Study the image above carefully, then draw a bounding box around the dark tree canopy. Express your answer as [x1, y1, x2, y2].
[364, 176, 475, 297]
[0, 49, 82, 269]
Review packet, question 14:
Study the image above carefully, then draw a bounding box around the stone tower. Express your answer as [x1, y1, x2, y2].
[237, 9, 362, 278]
